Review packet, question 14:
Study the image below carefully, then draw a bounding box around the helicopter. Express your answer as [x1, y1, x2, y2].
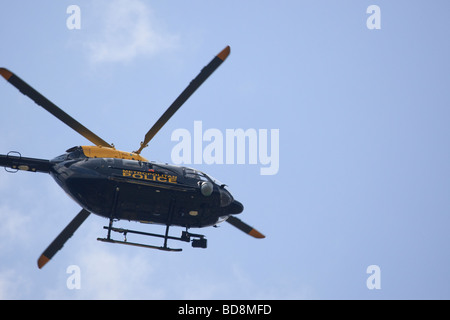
[0, 46, 264, 269]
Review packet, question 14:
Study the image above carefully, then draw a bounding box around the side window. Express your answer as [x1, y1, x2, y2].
[122, 159, 143, 169]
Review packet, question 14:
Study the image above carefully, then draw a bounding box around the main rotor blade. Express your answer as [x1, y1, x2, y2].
[134, 46, 231, 154]
[0, 68, 112, 148]
[226, 216, 265, 239]
[37, 209, 90, 269]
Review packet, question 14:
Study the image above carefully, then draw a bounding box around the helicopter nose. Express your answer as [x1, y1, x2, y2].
[227, 200, 244, 214]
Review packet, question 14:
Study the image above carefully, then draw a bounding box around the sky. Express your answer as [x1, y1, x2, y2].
[0, 0, 449, 300]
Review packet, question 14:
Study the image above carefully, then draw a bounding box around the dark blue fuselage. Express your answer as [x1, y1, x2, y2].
[49, 152, 242, 229]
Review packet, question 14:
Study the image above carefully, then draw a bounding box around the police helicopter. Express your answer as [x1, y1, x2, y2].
[0, 46, 264, 269]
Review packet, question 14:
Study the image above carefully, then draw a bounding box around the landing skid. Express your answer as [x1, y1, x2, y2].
[97, 237, 183, 252]
[96, 219, 207, 251]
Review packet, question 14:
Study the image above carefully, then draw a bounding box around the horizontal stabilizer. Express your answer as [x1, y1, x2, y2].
[0, 153, 51, 173]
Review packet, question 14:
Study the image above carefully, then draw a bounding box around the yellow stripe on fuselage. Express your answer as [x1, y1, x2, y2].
[81, 146, 148, 162]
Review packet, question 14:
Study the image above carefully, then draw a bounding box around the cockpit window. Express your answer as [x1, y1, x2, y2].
[219, 188, 233, 207]
[184, 168, 208, 181]
[204, 172, 233, 195]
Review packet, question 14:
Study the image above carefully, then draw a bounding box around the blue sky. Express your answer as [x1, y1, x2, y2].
[0, 0, 449, 299]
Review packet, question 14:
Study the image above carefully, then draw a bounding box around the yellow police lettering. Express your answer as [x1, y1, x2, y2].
[122, 170, 177, 184]
[168, 176, 177, 183]
[123, 170, 132, 177]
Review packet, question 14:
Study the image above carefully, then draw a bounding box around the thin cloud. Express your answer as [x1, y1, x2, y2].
[0, 269, 24, 299]
[86, 0, 178, 64]
[0, 204, 31, 249]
